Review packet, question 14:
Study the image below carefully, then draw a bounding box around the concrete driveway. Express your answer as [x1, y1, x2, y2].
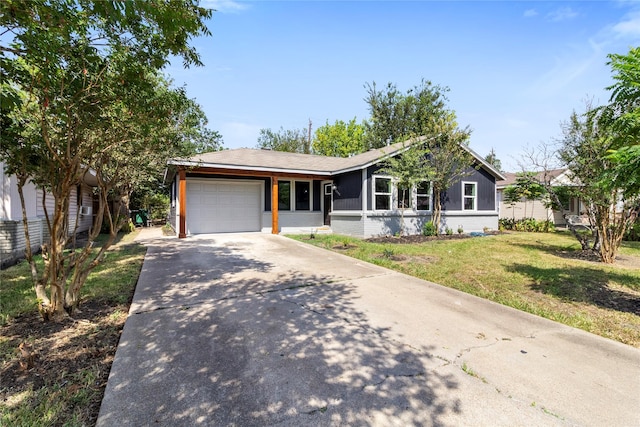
[97, 229, 640, 426]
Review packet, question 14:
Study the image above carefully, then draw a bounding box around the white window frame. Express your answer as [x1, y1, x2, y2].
[373, 176, 393, 211]
[462, 181, 477, 211]
[416, 181, 431, 212]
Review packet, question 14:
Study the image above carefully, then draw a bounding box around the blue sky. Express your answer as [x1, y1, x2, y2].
[167, 1, 640, 171]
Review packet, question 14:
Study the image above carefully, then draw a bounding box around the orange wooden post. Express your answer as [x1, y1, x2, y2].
[271, 176, 279, 234]
[178, 168, 187, 238]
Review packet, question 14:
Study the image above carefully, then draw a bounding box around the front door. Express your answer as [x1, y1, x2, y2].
[323, 183, 332, 226]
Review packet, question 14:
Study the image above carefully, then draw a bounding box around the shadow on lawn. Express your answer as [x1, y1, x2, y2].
[508, 263, 640, 316]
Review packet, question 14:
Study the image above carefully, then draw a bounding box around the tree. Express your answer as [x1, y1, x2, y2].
[503, 185, 521, 220]
[256, 127, 310, 153]
[596, 48, 640, 201]
[377, 141, 432, 235]
[312, 118, 366, 157]
[0, 0, 212, 319]
[512, 172, 546, 217]
[363, 79, 450, 150]
[423, 115, 475, 233]
[484, 148, 503, 172]
[364, 79, 474, 234]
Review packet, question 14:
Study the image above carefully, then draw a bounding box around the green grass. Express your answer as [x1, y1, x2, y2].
[0, 231, 145, 325]
[0, 230, 146, 426]
[290, 231, 640, 347]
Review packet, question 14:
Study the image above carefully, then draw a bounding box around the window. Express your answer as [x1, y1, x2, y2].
[398, 185, 411, 209]
[463, 182, 477, 211]
[295, 181, 310, 210]
[416, 181, 431, 211]
[374, 177, 392, 210]
[278, 180, 291, 210]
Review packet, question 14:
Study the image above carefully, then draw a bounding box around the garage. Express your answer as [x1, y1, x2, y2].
[186, 180, 261, 234]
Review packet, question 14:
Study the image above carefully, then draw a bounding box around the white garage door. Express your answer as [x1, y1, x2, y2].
[186, 180, 261, 234]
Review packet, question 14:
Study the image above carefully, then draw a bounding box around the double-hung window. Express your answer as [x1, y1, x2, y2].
[416, 181, 431, 211]
[374, 177, 392, 210]
[463, 182, 477, 211]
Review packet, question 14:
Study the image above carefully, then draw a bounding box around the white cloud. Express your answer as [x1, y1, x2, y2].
[201, 0, 250, 13]
[547, 7, 579, 22]
[612, 10, 640, 37]
[525, 41, 603, 99]
[523, 9, 538, 18]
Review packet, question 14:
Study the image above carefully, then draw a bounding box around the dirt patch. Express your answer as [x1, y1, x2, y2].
[377, 253, 440, 264]
[332, 244, 359, 250]
[0, 296, 132, 425]
[555, 250, 640, 269]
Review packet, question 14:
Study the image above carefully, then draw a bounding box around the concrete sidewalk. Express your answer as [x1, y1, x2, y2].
[97, 229, 640, 426]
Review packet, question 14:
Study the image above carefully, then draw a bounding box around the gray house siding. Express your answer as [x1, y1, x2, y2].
[313, 180, 321, 211]
[443, 166, 496, 211]
[332, 170, 362, 211]
[330, 215, 364, 236]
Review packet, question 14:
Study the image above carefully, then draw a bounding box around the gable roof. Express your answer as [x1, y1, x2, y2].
[497, 169, 567, 188]
[168, 136, 506, 180]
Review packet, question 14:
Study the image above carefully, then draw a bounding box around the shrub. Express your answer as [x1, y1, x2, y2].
[445, 227, 453, 235]
[422, 221, 437, 236]
[457, 226, 464, 234]
[624, 220, 640, 241]
[499, 218, 555, 233]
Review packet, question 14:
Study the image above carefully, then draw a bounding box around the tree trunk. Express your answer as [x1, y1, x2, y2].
[16, 176, 49, 305]
[432, 188, 442, 235]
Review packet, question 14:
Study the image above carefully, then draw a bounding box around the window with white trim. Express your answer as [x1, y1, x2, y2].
[463, 181, 477, 211]
[374, 177, 392, 210]
[416, 181, 431, 211]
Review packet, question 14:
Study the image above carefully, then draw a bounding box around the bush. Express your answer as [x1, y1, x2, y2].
[499, 218, 555, 233]
[624, 220, 640, 241]
[422, 221, 437, 236]
[445, 227, 453, 235]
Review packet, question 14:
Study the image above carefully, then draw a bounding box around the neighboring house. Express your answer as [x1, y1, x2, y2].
[165, 139, 506, 238]
[0, 161, 96, 268]
[496, 169, 584, 226]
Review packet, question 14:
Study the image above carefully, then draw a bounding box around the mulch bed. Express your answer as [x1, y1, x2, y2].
[366, 232, 501, 244]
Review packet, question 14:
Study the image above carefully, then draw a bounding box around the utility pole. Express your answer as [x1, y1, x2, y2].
[307, 119, 312, 154]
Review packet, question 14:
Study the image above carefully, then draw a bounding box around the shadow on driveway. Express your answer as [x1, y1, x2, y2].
[97, 234, 460, 426]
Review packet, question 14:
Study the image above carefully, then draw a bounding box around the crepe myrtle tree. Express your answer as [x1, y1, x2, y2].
[377, 139, 432, 236]
[0, 0, 212, 319]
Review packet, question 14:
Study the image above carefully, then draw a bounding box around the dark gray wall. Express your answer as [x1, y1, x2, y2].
[313, 180, 321, 211]
[333, 170, 362, 211]
[364, 163, 496, 211]
[442, 165, 496, 211]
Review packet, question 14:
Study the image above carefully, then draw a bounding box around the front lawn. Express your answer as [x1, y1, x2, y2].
[0, 230, 146, 426]
[290, 231, 640, 347]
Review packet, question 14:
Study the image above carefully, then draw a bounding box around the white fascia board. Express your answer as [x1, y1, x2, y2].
[332, 145, 413, 175]
[461, 145, 507, 181]
[167, 159, 332, 177]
